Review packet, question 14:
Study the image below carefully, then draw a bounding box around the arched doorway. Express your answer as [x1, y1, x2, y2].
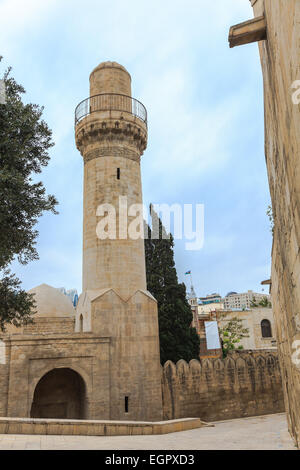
[30, 368, 86, 419]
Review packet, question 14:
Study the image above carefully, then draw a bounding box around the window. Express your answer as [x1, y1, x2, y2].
[261, 319, 272, 338]
[117, 168, 120, 179]
[79, 314, 83, 333]
[125, 396, 129, 413]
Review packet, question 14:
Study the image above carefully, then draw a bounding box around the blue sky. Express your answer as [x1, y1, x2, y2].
[0, 0, 272, 298]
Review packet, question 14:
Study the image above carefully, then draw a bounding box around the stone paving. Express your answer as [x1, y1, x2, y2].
[0, 413, 296, 450]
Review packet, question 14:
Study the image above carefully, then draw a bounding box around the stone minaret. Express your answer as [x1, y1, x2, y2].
[75, 62, 162, 421]
[76, 62, 147, 298]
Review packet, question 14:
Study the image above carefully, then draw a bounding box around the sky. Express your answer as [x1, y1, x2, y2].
[0, 0, 272, 299]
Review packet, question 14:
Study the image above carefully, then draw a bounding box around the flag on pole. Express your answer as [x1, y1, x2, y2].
[185, 270, 191, 275]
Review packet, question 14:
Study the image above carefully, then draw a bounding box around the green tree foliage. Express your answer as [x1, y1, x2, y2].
[144, 206, 200, 365]
[0, 270, 36, 331]
[250, 295, 272, 308]
[0, 58, 58, 330]
[218, 314, 250, 357]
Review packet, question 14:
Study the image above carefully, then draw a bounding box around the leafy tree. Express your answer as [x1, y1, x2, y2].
[218, 314, 250, 358]
[144, 205, 200, 365]
[250, 295, 272, 308]
[0, 270, 36, 331]
[0, 57, 58, 330]
[258, 296, 272, 308]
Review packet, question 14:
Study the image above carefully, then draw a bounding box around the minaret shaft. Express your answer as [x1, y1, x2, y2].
[75, 62, 148, 298]
[82, 154, 146, 296]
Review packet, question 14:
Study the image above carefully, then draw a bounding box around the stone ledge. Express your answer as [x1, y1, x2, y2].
[0, 417, 207, 436]
[228, 15, 267, 48]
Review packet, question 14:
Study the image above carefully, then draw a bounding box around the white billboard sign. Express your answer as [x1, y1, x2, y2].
[204, 321, 221, 350]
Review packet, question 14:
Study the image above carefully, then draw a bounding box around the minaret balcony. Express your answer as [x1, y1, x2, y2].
[75, 93, 148, 156]
[75, 93, 147, 127]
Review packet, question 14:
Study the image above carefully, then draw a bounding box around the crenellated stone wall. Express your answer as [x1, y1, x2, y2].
[162, 351, 284, 422]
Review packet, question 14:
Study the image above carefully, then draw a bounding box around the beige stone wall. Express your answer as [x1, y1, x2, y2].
[250, 0, 300, 447]
[0, 333, 110, 419]
[0, 337, 9, 416]
[3, 317, 75, 336]
[162, 351, 284, 422]
[22, 318, 75, 335]
[91, 289, 163, 421]
[0, 299, 162, 422]
[218, 308, 277, 350]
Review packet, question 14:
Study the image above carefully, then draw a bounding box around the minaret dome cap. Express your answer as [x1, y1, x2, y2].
[89, 61, 132, 97]
[89, 61, 131, 80]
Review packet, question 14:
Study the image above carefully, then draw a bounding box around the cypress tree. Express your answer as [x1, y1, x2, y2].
[144, 206, 200, 364]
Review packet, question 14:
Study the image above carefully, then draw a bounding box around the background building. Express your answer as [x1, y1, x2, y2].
[187, 287, 277, 356]
[198, 302, 224, 315]
[223, 290, 271, 310]
[199, 293, 222, 304]
[217, 307, 277, 351]
[58, 287, 78, 307]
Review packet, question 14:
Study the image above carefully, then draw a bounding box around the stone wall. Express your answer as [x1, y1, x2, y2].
[23, 318, 75, 335]
[162, 351, 284, 422]
[250, 0, 300, 447]
[0, 363, 9, 416]
[0, 333, 111, 420]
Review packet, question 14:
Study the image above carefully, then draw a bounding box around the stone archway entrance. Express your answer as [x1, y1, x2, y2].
[30, 368, 86, 419]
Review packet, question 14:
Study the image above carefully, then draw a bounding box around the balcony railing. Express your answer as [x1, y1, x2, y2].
[75, 93, 147, 127]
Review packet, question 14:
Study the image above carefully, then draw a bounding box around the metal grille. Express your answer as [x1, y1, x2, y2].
[75, 93, 147, 127]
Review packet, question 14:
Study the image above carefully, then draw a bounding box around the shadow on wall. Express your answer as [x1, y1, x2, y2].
[162, 351, 285, 422]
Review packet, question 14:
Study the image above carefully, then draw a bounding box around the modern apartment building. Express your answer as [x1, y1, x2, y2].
[223, 290, 271, 310]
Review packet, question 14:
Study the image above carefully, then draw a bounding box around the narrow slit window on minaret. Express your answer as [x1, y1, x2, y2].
[125, 396, 129, 413]
[117, 168, 120, 179]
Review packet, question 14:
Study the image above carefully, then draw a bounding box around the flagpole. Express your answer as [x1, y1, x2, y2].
[185, 270, 195, 295]
[190, 271, 193, 290]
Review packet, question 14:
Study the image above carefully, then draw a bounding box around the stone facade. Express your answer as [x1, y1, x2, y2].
[1, 332, 110, 419]
[249, 0, 300, 447]
[192, 306, 276, 358]
[218, 308, 277, 350]
[162, 351, 284, 422]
